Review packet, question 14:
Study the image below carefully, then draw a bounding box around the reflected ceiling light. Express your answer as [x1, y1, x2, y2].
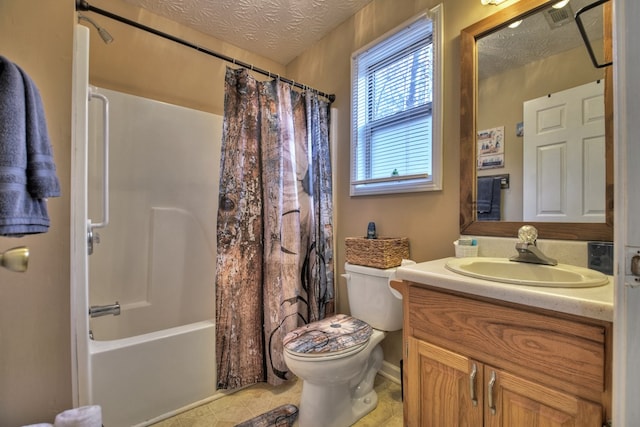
[508, 20, 523, 28]
[0, 246, 29, 273]
[481, 0, 507, 5]
[552, 0, 570, 8]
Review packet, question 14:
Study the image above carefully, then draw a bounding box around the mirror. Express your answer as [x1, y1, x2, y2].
[460, 0, 613, 241]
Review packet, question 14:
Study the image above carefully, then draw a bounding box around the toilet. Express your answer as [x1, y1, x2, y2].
[282, 262, 404, 427]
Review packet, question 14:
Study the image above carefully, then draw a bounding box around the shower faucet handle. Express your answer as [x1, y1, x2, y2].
[87, 228, 101, 256]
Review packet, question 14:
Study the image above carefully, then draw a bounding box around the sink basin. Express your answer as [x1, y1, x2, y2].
[445, 257, 608, 288]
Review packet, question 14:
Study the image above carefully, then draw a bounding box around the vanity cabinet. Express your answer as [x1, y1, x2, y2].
[401, 283, 611, 427]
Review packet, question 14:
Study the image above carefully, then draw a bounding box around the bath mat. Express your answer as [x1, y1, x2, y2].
[234, 404, 299, 427]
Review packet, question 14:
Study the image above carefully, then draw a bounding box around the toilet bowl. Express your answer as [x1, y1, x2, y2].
[282, 263, 404, 427]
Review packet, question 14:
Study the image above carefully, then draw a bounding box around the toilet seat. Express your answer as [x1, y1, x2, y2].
[283, 314, 373, 359]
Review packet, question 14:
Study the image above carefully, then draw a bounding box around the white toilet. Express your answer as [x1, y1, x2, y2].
[282, 262, 403, 427]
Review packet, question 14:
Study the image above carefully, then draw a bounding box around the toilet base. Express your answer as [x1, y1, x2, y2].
[297, 382, 378, 427]
[284, 329, 387, 427]
[351, 388, 379, 422]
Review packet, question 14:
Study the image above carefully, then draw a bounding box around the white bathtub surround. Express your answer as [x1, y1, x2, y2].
[91, 321, 216, 426]
[72, 28, 223, 426]
[82, 88, 221, 426]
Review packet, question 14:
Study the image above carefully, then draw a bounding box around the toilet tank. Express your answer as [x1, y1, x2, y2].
[343, 262, 403, 332]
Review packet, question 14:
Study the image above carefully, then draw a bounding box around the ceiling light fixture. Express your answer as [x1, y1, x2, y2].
[552, 0, 570, 8]
[508, 20, 523, 28]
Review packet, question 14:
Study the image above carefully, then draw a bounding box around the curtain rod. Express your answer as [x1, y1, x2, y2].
[75, 0, 336, 103]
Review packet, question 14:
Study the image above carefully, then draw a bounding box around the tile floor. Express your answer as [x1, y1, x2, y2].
[151, 375, 403, 427]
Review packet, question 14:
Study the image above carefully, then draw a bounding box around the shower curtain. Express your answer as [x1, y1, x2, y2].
[216, 68, 334, 389]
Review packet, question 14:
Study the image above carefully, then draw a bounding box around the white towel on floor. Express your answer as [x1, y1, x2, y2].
[53, 405, 102, 427]
[22, 424, 53, 427]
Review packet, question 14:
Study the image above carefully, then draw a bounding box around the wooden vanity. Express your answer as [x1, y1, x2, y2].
[393, 259, 613, 427]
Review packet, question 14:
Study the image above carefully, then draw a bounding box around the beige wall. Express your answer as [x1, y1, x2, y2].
[287, 0, 495, 366]
[0, 0, 516, 424]
[86, 0, 286, 114]
[0, 0, 74, 425]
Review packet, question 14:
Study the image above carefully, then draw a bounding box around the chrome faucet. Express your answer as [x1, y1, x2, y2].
[509, 225, 557, 266]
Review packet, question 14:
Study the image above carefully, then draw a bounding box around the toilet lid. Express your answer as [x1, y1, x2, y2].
[283, 314, 373, 357]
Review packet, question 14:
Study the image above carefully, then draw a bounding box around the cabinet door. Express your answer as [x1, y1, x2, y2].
[407, 337, 483, 427]
[484, 366, 603, 427]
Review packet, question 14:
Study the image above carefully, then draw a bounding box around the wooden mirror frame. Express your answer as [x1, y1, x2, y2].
[459, 0, 613, 241]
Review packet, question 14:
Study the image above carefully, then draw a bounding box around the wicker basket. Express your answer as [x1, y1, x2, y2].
[345, 237, 410, 269]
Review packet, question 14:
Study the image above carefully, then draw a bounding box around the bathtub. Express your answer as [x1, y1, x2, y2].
[71, 44, 224, 425]
[90, 320, 217, 426]
[81, 85, 223, 425]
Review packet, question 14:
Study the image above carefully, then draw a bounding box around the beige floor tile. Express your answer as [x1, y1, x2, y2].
[154, 375, 402, 426]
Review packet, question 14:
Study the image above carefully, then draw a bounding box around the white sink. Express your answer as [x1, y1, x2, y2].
[445, 257, 608, 288]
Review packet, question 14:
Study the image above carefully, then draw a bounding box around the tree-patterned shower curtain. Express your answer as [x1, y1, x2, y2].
[216, 68, 334, 389]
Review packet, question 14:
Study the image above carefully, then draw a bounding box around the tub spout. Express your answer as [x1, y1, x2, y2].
[89, 302, 120, 317]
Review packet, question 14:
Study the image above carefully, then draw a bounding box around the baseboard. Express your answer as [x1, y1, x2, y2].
[378, 360, 401, 384]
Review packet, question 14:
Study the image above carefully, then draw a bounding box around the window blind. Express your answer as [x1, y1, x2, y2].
[351, 15, 435, 195]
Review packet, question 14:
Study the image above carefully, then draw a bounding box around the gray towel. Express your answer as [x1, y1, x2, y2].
[476, 176, 495, 213]
[477, 176, 501, 221]
[0, 55, 60, 236]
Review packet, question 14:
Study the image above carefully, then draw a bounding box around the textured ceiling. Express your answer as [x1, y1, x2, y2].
[478, 0, 605, 79]
[121, 0, 374, 65]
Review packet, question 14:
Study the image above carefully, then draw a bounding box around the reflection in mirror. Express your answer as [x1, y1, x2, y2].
[575, 0, 612, 68]
[460, 0, 613, 241]
[476, 0, 604, 222]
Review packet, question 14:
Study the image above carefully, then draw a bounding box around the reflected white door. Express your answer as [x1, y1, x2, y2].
[523, 80, 605, 222]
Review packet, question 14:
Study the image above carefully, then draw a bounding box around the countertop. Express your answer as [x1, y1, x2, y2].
[395, 257, 613, 322]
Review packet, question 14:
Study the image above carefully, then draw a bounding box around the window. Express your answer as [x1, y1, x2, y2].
[350, 5, 443, 196]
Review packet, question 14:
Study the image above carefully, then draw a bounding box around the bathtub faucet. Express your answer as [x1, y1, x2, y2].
[509, 225, 557, 266]
[89, 301, 121, 318]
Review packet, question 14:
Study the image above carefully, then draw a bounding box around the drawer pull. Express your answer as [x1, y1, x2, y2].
[469, 363, 478, 407]
[488, 370, 497, 415]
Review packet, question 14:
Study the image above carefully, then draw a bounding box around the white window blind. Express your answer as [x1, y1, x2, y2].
[351, 7, 443, 196]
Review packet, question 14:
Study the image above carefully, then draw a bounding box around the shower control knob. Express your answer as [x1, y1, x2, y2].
[87, 229, 101, 255]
